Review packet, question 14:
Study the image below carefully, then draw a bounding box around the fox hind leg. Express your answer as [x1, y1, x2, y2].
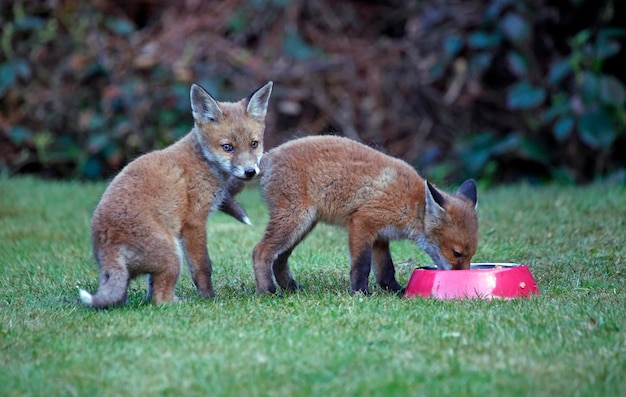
[140, 235, 184, 304]
[149, 264, 181, 304]
[148, 237, 184, 304]
[253, 209, 316, 294]
[272, 247, 302, 292]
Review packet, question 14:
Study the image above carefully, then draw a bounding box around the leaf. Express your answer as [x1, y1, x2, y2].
[580, 71, 600, 103]
[597, 27, 626, 39]
[282, 29, 321, 60]
[13, 58, 31, 79]
[468, 30, 502, 49]
[577, 110, 616, 149]
[463, 148, 491, 173]
[500, 13, 530, 45]
[87, 133, 110, 153]
[0, 63, 16, 97]
[459, 132, 498, 173]
[15, 16, 45, 31]
[0, 59, 30, 97]
[105, 17, 135, 36]
[87, 112, 106, 131]
[506, 81, 546, 110]
[570, 29, 591, 48]
[444, 35, 464, 58]
[553, 116, 574, 141]
[82, 157, 102, 180]
[594, 38, 621, 60]
[506, 51, 528, 77]
[469, 52, 493, 76]
[598, 75, 626, 106]
[459, 132, 523, 174]
[542, 94, 569, 122]
[484, 0, 505, 22]
[227, 10, 247, 33]
[518, 136, 551, 163]
[548, 58, 571, 85]
[491, 133, 520, 155]
[429, 62, 445, 80]
[34, 131, 53, 161]
[8, 125, 33, 145]
[251, 0, 290, 8]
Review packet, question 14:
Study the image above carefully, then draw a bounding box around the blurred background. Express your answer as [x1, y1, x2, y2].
[0, 0, 624, 184]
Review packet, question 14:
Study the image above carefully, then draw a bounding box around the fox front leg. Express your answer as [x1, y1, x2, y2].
[347, 218, 375, 294]
[181, 223, 215, 299]
[349, 244, 372, 294]
[218, 193, 251, 225]
[218, 178, 251, 225]
[372, 239, 403, 293]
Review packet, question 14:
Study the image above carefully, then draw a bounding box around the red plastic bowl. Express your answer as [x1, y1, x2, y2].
[404, 263, 539, 300]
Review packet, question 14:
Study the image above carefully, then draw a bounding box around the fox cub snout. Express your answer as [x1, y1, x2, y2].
[79, 81, 273, 308]
[252, 135, 478, 295]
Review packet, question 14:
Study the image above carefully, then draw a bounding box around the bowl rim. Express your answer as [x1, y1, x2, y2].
[416, 263, 524, 270]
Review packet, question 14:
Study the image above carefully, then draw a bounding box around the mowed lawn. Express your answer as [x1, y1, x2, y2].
[0, 177, 624, 397]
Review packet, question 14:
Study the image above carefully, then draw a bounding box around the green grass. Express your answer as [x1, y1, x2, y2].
[1, 177, 624, 396]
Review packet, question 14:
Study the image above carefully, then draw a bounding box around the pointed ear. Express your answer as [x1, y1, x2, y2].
[456, 179, 477, 208]
[424, 180, 446, 226]
[246, 81, 273, 120]
[190, 84, 223, 124]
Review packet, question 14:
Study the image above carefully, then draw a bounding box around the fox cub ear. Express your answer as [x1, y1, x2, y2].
[456, 179, 477, 208]
[246, 81, 273, 120]
[190, 84, 223, 124]
[424, 180, 446, 226]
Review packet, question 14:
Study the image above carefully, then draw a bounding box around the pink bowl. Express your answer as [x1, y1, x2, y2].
[404, 263, 539, 300]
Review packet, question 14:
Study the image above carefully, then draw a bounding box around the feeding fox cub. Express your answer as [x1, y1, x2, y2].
[253, 135, 478, 295]
[79, 81, 273, 308]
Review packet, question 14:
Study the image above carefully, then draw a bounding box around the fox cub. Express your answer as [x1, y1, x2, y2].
[79, 81, 273, 308]
[253, 135, 478, 295]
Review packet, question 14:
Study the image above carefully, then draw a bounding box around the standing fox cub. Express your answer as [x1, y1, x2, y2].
[253, 135, 478, 295]
[79, 81, 273, 308]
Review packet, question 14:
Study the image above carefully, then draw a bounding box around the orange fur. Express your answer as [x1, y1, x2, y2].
[253, 135, 478, 295]
[79, 82, 273, 308]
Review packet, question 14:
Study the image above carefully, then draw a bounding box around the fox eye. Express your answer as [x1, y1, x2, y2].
[251, 140, 259, 149]
[221, 144, 234, 152]
[452, 250, 462, 258]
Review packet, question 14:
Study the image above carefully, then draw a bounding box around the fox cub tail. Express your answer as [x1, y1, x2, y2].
[78, 266, 130, 309]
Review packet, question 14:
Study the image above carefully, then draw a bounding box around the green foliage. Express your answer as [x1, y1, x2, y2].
[282, 28, 324, 60]
[544, 27, 626, 152]
[1, 178, 625, 395]
[0, 0, 624, 183]
[506, 81, 546, 110]
[0, 2, 198, 179]
[0, 59, 30, 97]
[430, 0, 626, 184]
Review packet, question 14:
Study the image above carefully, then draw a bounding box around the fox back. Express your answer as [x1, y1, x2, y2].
[253, 135, 478, 294]
[79, 81, 273, 308]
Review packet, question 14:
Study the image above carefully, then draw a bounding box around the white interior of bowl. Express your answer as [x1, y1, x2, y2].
[470, 263, 521, 269]
[416, 263, 522, 270]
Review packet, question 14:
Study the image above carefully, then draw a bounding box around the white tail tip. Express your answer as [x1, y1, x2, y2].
[79, 289, 93, 306]
[242, 216, 253, 226]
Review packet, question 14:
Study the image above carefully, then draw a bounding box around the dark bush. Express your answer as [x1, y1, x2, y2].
[0, 0, 624, 183]
[419, 0, 626, 183]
